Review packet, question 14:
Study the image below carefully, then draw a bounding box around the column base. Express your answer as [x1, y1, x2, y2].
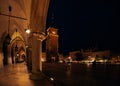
[30, 71, 46, 80]
[8, 57, 12, 64]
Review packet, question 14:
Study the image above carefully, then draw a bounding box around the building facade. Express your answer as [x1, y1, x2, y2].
[69, 50, 110, 61]
[0, 0, 50, 80]
[46, 27, 59, 62]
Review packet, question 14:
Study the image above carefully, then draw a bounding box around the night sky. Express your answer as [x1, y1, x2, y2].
[46, 0, 120, 53]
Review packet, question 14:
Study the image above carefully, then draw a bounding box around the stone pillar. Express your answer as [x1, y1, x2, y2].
[30, 36, 44, 80]
[8, 45, 12, 64]
[39, 40, 42, 71]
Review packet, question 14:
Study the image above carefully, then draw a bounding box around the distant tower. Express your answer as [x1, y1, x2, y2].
[46, 13, 59, 62]
[46, 27, 59, 62]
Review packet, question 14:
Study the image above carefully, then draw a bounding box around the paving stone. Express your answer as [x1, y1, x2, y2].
[0, 63, 53, 86]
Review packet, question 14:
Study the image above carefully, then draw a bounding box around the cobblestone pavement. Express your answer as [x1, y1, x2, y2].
[0, 63, 53, 86]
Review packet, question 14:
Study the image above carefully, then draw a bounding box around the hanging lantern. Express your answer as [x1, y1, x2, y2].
[15, 45, 18, 52]
[5, 33, 11, 44]
[5, 6, 12, 45]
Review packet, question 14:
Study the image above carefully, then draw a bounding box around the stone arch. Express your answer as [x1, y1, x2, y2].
[0, 0, 50, 72]
[10, 30, 26, 63]
[0, 24, 27, 65]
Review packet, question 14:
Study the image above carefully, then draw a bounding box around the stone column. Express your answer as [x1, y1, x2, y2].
[30, 36, 44, 80]
[8, 45, 12, 64]
[39, 40, 42, 71]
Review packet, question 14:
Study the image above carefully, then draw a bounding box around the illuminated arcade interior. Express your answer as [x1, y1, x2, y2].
[0, 0, 50, 68]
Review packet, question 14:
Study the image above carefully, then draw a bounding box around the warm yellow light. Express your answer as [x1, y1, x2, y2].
[41, 58, 45, 62]
[25, 29, 31, 34]
[52, 31, 56, 34]
[50, 77, 54, 81]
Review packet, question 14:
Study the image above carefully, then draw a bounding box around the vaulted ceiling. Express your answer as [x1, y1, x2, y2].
[0, 0, 50, 41]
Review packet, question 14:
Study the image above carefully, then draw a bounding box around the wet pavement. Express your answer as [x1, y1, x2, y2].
[43, 63, 120, 86]
[0, 62, 120, 86]
[0, 63, 53, 86]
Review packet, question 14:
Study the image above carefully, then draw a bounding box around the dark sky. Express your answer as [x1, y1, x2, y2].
[46, 0, 120, 53]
